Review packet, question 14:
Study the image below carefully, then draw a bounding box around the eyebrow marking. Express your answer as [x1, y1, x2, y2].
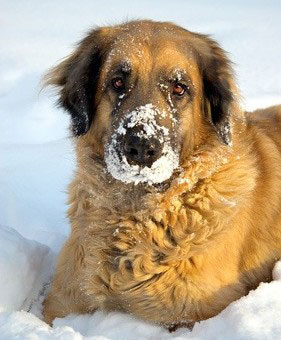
[120, 60, 132, 74]
[170, 68, 186, 81]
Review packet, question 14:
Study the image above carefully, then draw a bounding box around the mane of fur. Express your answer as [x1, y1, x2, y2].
[64, 130, 259, 322]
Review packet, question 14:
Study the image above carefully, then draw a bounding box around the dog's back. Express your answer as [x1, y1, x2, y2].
[247, 105, 281, 147]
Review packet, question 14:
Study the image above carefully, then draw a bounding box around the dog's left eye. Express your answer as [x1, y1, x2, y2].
[112, 77, 125, 91]
[172, 83, 186, 96]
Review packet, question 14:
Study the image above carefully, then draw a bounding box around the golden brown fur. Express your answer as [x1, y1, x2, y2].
[43, 20, 281, 327]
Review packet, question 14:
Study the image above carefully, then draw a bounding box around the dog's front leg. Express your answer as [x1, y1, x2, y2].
[43, 234, 90, 325]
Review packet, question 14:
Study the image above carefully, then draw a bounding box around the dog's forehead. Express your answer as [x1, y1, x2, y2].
[104, 32, 198, 79]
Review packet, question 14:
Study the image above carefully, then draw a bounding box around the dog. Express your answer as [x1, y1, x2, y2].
[43, 20, 281, 328]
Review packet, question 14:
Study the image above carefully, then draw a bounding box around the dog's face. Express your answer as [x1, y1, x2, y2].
[46, 20, 235, 185]
[98, 33, 200, 185]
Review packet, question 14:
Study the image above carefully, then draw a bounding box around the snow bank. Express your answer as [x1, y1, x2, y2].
[0, 312, 85, 340]
[0, 225, 53, 314]
[190, 276, 281, 340]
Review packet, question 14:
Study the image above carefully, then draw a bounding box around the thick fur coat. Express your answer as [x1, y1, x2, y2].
[43, 20, 281, 327]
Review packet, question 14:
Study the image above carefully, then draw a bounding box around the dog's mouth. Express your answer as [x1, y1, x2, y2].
[105, 104, 179, 185]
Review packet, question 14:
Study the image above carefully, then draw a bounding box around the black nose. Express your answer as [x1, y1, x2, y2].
[124, 131, 163, 167]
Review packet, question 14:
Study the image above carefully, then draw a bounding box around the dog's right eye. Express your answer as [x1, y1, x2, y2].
[112, 77, 125, 91]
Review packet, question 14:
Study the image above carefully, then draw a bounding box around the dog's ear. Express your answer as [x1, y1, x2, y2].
[44, 28, 111, 136]
[194, 34, 235, 145]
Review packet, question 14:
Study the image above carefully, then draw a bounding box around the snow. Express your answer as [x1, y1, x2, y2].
[105, 104, 179, 185]
[0, 225, 53, 313]
[0, 0, 281, 339]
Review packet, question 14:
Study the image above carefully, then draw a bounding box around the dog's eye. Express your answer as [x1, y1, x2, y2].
[112, 77, 125, 91]
[172, 83, 186, 96]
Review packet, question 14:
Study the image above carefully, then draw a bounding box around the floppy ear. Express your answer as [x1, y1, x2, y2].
[195, 34, 235, 145]
[44, 28, 107, 136]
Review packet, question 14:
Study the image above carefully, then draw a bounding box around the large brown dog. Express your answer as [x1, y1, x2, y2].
[43, 20, 281, 327]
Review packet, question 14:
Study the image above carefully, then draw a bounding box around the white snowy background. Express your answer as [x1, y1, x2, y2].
[1, 0, 281, 339]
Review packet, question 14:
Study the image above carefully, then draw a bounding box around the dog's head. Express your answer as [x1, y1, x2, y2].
[45, 20, 239, 185]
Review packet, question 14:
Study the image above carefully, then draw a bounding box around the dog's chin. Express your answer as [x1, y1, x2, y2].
[104, 146, 180, 187]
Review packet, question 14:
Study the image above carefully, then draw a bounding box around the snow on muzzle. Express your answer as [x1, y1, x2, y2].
[105, 104, 179, 185]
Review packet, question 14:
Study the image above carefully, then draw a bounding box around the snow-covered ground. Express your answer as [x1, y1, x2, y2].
[0, 0, 281, 338]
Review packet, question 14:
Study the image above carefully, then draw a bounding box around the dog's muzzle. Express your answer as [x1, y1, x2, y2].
[105, 104, 179, 185]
